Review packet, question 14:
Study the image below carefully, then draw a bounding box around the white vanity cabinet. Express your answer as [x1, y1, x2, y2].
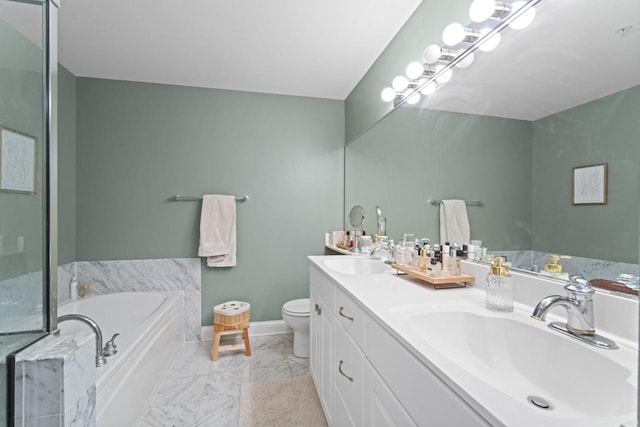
[309, 262, 490, 427]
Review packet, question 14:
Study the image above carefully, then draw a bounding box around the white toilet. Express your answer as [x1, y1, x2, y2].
[282, 298, 310, 358]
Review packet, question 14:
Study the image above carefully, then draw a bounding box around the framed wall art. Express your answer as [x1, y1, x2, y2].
[0, 126, 37, 194]
[572, 163, 607, 205]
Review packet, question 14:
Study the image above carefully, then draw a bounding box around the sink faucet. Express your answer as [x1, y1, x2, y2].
[370, 239, 394, 264]
[58, 314, 108, 366]
[531, 276, 617, 349]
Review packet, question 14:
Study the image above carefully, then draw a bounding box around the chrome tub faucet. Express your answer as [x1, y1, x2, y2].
[58, 314, 108, 366]
[531, 276, 617, 349]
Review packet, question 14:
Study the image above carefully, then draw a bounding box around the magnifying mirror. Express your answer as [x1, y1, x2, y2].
[348, 205, 365, 252]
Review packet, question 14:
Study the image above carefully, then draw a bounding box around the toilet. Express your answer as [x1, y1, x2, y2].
[282, 298, 310, 358]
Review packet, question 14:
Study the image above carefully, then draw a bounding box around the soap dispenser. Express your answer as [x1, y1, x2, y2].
[485, 256, 513, 312]
[541, 254, 571, 280]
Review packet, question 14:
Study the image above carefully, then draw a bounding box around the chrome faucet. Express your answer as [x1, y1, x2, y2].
[531, 276, 617, 349]
[370, 239, 394, 264]
[58, 314, 108, 366]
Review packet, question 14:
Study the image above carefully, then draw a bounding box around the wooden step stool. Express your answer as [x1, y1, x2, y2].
[212, 301, 251, 361]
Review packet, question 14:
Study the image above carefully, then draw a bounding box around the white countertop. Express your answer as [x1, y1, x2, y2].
[309, 255, 639, 427]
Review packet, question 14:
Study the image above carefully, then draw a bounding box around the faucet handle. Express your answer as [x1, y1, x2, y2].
[103, 333, 120, 356]
[565, 275, 595, 296]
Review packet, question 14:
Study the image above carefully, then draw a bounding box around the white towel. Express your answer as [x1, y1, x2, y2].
[198, 195, 236, 267]
[439, 199, 471, 244]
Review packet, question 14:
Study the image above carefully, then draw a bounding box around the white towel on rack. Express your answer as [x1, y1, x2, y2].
[439, 199, 470, 244]
[198, 195, 236, 267]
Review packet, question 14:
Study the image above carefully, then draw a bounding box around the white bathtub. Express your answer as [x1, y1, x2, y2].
[58, 291, 184, 426]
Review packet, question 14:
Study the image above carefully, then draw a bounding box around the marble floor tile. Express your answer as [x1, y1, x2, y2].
[139, 333, 305, 427]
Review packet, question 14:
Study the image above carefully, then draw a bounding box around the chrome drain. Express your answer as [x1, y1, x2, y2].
[527, 396, 552, 410]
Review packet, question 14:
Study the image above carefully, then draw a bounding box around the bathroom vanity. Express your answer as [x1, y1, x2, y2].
[308, 256, 638, 426]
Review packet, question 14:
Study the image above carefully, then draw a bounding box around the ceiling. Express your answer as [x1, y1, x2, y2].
[51, 0, 423, 100]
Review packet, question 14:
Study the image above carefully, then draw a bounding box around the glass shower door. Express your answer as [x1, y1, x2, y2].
[0, 1, 50, 424]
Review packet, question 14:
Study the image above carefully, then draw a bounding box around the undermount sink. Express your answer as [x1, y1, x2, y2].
[323, 257, 390, 275]
[402, 304, 637, 422]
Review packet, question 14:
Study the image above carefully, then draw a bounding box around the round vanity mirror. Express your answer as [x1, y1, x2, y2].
[348, 205, 365, 228]
[348, 205, 365, 253]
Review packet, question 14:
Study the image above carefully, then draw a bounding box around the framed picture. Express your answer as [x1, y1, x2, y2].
[572, 163, 607, 205]
[0, 126, 37, 194]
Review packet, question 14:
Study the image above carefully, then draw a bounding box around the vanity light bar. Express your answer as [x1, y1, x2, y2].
[380, 0, 541, 108]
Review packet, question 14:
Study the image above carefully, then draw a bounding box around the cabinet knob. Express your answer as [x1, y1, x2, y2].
[315, 303, 321, 315]
[339, 307, 354, 322]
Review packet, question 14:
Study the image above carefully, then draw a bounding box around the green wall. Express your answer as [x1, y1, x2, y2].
[57, 65, 76, 265]
[346, 107, 533, 249]
[75, 78, 344, 323]
[532, 86, 640, 263]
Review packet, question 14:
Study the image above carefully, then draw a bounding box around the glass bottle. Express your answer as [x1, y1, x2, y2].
[485, 256, 514, 312]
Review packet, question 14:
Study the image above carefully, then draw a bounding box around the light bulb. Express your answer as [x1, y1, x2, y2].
[406, 62, 425, 80]
[406, 91, 421, 105]
[478, 28, 501, 51]
[420, 82, 436, 95]
[469, 0, 496, 22]
[456, 51, 474, 69]
[381, 87, 396, 102]
[392, 75, 409, 92]
[435, 66, 452, 83]
[442, 23, 466, 46]
[509, 1, 536, 29]
[423, 44, 443, 64]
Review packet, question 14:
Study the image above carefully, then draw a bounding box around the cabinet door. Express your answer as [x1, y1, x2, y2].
[364, 361, 417, 427]
[310, 284, 335, 426]
[334, 322, 364, 426]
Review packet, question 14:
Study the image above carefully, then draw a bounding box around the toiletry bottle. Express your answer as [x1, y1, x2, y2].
[395, 241, 405, 266]
[70, 275, 78, 300]
[485, 256, 514, 312]
[405, 241, 417, 268]
[442, 242, 450, 274]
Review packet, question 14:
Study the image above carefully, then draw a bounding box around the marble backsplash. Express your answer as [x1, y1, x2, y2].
[58, 258, 201, 341]
[489, 250, 640, 283]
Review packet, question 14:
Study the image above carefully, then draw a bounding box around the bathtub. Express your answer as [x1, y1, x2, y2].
[58, 291, 184, 425]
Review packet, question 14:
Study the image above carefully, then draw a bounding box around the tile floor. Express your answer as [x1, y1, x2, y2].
[139, 333, 309, 427]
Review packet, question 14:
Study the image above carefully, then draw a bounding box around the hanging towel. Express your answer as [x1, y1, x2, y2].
[198, 195, 237, 267]
[439, 199, 471, 244]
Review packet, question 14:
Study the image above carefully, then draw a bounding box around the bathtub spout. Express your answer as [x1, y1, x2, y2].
[58, 314, 107, 367]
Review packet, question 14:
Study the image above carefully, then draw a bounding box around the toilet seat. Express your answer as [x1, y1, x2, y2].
[282, 298, 310, 317]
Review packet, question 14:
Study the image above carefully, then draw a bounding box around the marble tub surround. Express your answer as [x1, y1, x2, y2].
[63, 258, 201, 341]
[13, 332, 96, 427]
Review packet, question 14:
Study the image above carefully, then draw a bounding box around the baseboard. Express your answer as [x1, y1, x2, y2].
[200, 320, 291, 341]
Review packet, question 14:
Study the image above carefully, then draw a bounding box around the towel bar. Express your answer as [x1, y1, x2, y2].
[170, 194, 248, 202]
[428, 199, 484, 206]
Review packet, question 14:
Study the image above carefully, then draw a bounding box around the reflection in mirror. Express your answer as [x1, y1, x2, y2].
[347, 205, 366, 253]
[345, 0, 640, 291]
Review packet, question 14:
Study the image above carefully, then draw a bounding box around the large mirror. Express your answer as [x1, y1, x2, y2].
[345, 0, 640, 286]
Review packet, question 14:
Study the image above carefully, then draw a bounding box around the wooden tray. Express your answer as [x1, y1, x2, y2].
[391, 263, 475, 287]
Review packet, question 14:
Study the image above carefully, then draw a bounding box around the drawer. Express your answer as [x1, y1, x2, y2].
[335, 324, 364, 426]
[335, 287, 365, 348]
